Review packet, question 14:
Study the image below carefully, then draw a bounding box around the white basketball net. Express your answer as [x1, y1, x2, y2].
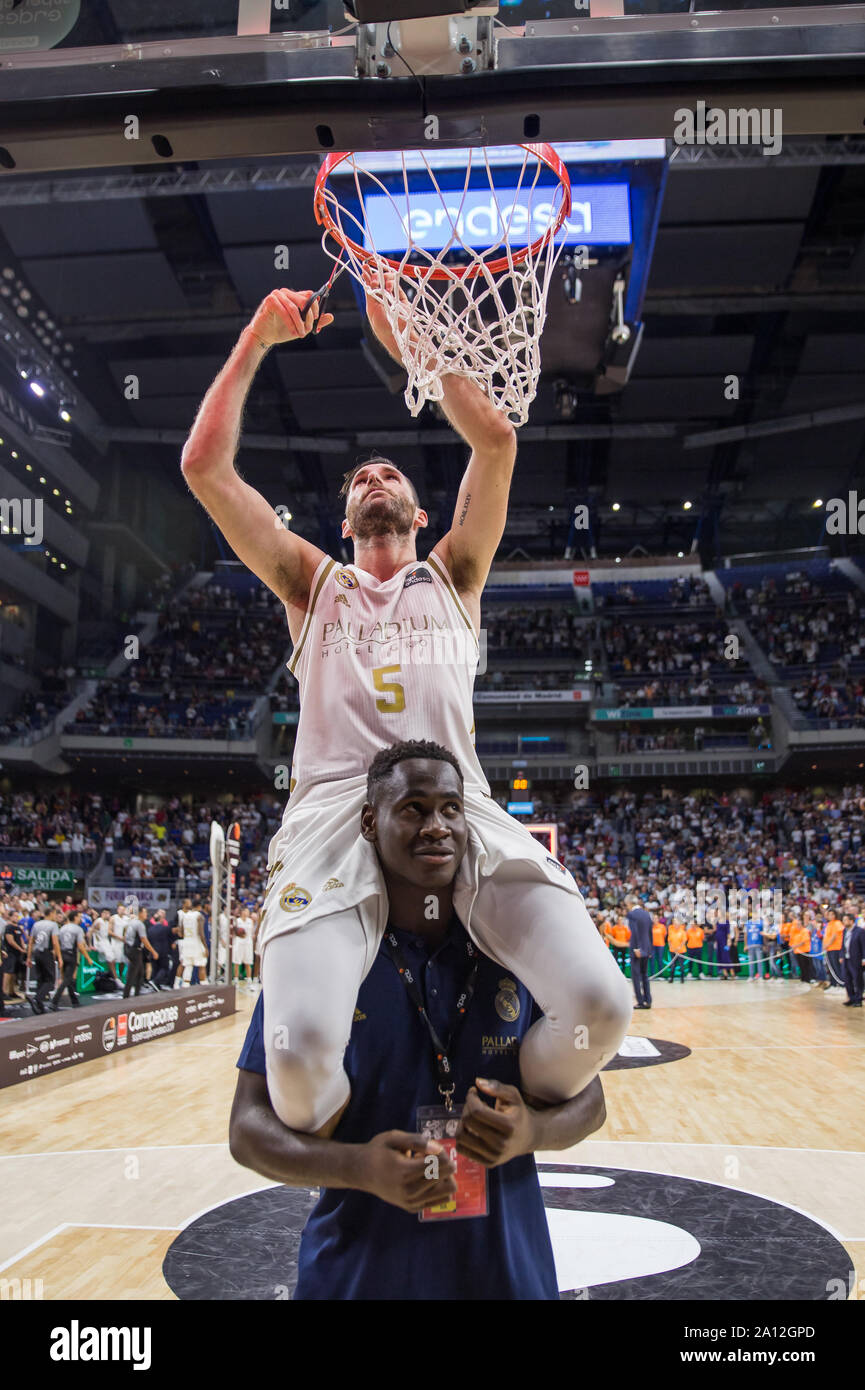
[316, 147, 570, 426]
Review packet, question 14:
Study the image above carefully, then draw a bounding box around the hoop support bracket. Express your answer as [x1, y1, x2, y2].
[355, 11, 497, 79]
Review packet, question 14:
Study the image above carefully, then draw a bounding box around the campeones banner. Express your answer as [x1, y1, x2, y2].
[1, 986, 235, 1090]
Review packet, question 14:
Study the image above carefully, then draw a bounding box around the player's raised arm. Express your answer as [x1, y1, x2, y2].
[364, 273, 516, 599]
[180, 289, 334, 607]
[434, 373, 517, 595]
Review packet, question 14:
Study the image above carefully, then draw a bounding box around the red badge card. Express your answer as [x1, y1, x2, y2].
[416, 1104, 489, 1222]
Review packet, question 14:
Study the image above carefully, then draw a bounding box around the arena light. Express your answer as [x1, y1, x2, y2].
[812, 498, 823, 508]
[28, 381, 45, 397]
[611, 502, 621, 512]
[683, 500, 693, 510]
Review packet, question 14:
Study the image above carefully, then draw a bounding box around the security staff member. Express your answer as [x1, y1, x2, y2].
[2, 918, 27, 1006]
[26, 906, 62, 1015]
[123, 911, 158, 998]
[147, 910, 174, 990]
[842, 915, 865, 1008]
[50, 911, 94, 1011]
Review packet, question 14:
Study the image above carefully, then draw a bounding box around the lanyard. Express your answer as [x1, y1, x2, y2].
[384, 925, 480, 1111]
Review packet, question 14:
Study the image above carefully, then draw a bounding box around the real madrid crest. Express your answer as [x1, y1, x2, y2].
[494, 977, 520, 1022]
[334, 568, 358, 590]
[280, 883, 312, 913]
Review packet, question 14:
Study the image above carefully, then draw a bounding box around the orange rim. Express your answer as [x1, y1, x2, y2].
[313, 144, 572, 282]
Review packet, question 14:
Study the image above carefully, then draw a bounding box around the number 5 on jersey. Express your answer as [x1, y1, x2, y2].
[372, 664, 405, 714]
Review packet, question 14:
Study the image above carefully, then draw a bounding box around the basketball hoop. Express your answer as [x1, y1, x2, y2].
[313, 145, 572, 425]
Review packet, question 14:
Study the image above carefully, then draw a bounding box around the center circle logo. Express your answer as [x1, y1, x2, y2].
[102, 1016, 117, 1052]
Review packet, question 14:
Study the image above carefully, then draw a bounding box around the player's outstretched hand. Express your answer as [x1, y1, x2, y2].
[454, 1079, 538, 1168]
[362, 264, 412, 365]
[359, 1129, 457, 1212]
[248, 288, 334, 347]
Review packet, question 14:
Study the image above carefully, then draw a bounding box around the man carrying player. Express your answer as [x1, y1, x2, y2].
[181, 278, 631, 1137]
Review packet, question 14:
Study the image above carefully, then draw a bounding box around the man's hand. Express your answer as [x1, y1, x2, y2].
[358, 1130, 457, 1212]
[247, 289, 334, 348]
[455, 1078, 538, 1168]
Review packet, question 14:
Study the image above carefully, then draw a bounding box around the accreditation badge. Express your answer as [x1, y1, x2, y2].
[416, 1105, 489, 1223]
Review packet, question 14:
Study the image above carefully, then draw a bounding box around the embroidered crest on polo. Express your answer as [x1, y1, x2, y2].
[280, 884, 312, 913]
[334, 568, 359, 589]
[495, 977, 521, 1022]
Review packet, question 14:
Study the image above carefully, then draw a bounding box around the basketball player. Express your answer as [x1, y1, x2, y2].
[216, 909, 232, 980]
[178, 897, 208, 985]
[109, 902, 128, 975]
[90, 911, 120, 984]
[182, 283, 631, 1136]
[233, 906, 255, 987]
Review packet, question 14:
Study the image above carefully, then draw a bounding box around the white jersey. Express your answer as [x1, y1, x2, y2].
[285, 551, 488, 798]
[179, 909, 201, 942]
[91, 917, 111, 951]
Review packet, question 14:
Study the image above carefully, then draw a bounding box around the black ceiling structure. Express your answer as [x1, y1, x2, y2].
[0, 0, 862, 568]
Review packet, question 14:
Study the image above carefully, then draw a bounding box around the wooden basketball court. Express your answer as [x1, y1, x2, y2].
[2, 978, 862, 1300]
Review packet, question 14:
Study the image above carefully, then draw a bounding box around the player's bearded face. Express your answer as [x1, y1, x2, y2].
[346, 478, 416, 540]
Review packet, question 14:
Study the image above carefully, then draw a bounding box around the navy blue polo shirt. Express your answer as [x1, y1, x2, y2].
[147, 920, 171, 958]
[237, 915, 559, 1301]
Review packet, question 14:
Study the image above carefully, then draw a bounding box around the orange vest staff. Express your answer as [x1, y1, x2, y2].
[823, 918, 844, 953]
[668, 924, 687, 954]
[611, 921, 631, 947]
